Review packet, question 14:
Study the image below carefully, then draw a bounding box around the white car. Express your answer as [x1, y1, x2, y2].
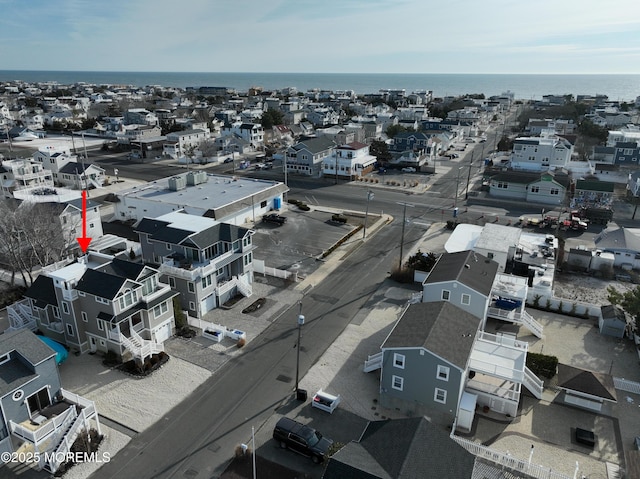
[401, 167, 416, 173]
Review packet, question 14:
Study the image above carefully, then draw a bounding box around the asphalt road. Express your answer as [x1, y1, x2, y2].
[90, 204, 419, 479]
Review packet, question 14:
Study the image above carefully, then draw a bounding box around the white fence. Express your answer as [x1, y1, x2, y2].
[527, 293, 601, 318]
[253, 259, 298, 281]
[614, 377, 640, 395]
[450, 435, 575, 479]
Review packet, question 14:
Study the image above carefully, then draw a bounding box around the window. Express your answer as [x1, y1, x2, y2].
[66, 324, 74, 336]
[97, 320, 104, 331]
[61, 301, 69, 315]
[461, 293, 470, 305]
[392, 375, 404, 391]
[188, 282, 195, 293]
[166, 243, 172, 250]
[81, 312, 88, 322]
[260, 200, 267, 208]
[530, 186, 539, 193]
[168, 277, 175, 288]
[393, 353, 405, 369]
[188, 301, 196, 311]
[53, 306, 60, 319]
[0, 353, 10, 365]
[153, 301, 169, 318]
[202, 274, 212, 289]
[487, 252, 494, 259]
[441, 290, 450, 301]
[497, 182, 508, 189]
[550, 188, 559, 195]
[434, 388, 447, 404]
[96, 296, 110, 305]
[437, 365, 450, 381]
[78, 291, 85, 297]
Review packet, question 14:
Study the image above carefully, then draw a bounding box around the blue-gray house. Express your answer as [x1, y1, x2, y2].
[0, 329, 100, 474]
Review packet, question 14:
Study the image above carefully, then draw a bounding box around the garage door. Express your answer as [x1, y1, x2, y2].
[200, 293, 217, 316]
[154, 323, 172, 343]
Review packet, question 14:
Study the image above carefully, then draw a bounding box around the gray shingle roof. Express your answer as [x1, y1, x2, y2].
[24, 275, 58, 308]
[382, 302, 481, 370]
[424, 250, 498, 297]
[324, 417, 475, 479]
[557, 364, 617, 402]
[75, 268, 127, 299]
[0, 329, 56, 366]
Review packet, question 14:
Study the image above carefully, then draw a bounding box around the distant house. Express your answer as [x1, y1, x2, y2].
[323, 142, 377, 180]
[594, 226, 640, 269]
[163, 128, 210, 159]
[487, 169, 570, 206]
[628, 171, 640, 198]
[573, 179, 614, 207]
[0, 159, 54, 199]
[510, 134, 573, 171]
[613, 141, 640, 166]
[0, 329, 100, 473]
[285, 136, 335, 176]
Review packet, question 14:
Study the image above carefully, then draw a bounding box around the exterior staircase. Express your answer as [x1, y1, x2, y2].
[120, 328, 163, 362]
[486, 307, 544, 339]
[236, 275, 252, 297]
[523, 366, 544, 399]
[363, 352, 383, 372]
[7, 299, 37, 331]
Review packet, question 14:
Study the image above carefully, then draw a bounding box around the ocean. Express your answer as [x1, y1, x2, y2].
[0, 71, 638, 102]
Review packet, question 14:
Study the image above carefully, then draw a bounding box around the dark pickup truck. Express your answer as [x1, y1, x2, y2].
[263, 213, 287, 225]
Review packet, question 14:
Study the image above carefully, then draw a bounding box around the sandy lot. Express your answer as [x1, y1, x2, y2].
[553, 273, 636, 306]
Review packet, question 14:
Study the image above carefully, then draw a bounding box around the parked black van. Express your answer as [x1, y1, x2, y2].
[272, 417, 333, 463]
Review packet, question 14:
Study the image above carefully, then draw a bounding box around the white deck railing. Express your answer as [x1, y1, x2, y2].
[523, 366, 544, 399]
[9, 405, 76, 446]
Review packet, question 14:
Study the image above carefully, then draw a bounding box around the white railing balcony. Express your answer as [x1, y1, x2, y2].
[468, 356, 524, 383]
[215, 277, 236, 297]
[477, 331, 529, 351]
[140, 283, 172, 303]
[9, 405, 76, 445]
[60, 388, 96, 415]
[466, 378, 520, 402]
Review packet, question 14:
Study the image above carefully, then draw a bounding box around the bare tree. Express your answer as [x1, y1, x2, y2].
[0, 201, 71, 285]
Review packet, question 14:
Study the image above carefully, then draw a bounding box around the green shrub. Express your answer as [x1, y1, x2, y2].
[526, 352, 558, 379]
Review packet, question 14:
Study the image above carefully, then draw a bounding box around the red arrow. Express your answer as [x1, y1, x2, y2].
[76, 190, 92, 253]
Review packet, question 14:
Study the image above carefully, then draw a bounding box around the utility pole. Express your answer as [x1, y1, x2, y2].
[363, 190, 374, 239]
[454, 166, 464, 209]
[294, 301, 305, 398]
[465, 150, 474, 199]
[396, 202, 414, 271]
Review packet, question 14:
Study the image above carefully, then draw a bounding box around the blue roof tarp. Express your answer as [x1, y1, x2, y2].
[38, 336, 69, 365]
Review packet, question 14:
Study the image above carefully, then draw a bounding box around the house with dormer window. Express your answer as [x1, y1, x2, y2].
[285, 136, 335, 176]
[7, 253, 177, 361]
[136, 210, 255, 318]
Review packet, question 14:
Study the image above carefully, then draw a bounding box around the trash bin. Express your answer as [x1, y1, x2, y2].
[296, 389, 308, 401]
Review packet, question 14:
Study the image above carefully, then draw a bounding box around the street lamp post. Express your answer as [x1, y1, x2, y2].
[294, 301, 305, 398]
[396, 202, 414, 271]
[363, 190, 374, 239]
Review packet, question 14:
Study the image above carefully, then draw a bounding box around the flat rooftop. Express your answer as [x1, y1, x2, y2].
[117, 173, 288, 217]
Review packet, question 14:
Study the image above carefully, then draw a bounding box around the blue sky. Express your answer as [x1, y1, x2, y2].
[2, 0, 640, 73]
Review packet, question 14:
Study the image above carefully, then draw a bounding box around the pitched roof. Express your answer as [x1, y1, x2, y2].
[323, 417, 475, 479]
[24, 275, 58, 308]
[59, 162, 92, 174]
[382, 302, 480, 370]
[97, 257, 147, 281]
[595, 227, 640, 252]
[575, 180, 615, 193]
[424, 250, 498, 297]
[75, 268, 128, 299]
[0, 329, 56, 366]
[293, 136, 335, 154]
[557, 364, 617, 402]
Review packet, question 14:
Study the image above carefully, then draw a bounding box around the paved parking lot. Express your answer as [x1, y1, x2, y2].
[251, 206, 366, 278]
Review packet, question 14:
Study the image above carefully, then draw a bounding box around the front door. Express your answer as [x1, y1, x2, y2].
[89, 336, 97, 353]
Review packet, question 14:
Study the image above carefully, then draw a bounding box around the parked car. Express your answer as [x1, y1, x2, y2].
[273, 417, 333, 464]
[263, 214, 287, 225]
[223, 157, 234, 163]
[401, 167, 416, 173]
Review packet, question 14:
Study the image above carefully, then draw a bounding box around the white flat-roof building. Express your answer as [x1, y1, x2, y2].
[114, 171, 288, 226]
